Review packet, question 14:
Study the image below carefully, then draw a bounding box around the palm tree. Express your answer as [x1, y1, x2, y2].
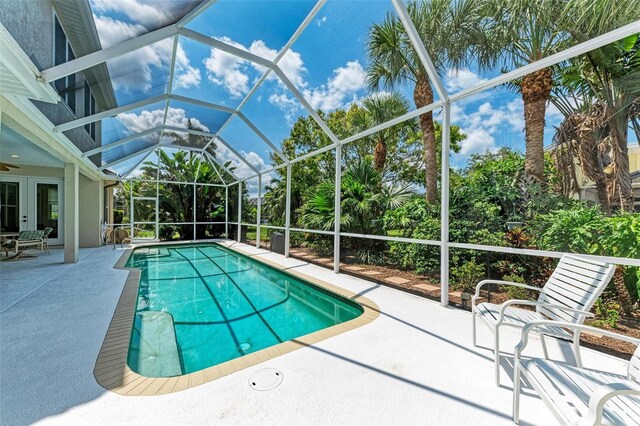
[551, 0, 640, 212]
[482, 0, 569, 184]
[301, 157, 413, 235]
[367, 0, 485, 203]
[354, 93, 413, 172]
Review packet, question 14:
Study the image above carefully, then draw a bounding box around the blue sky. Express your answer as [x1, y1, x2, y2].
[89, 0, 636, 179]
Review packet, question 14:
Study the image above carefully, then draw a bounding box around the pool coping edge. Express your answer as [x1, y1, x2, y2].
[94, 240, 380, 396]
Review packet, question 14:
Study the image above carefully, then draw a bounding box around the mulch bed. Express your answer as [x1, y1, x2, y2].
[249, 241, 639, 359]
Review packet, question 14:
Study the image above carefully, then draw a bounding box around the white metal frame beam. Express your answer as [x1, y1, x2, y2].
[39, 25, 179, 82]
[100, 145, 157, 170]
[55, 94, 168, 132]
[83, 126, 162, 157]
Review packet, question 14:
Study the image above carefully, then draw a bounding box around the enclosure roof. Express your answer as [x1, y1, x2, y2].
[31, 0, 640, 181]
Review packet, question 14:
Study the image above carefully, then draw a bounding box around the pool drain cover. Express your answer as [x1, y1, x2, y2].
[249, 368, 283, 391]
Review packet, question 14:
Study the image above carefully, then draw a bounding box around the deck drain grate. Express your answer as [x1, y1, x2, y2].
[249, 368, 283, 391]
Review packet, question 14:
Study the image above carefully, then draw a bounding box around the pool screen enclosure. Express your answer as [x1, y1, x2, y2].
[37, 0, 640, 306]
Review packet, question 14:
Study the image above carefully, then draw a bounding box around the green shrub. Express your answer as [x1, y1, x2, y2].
[450, 260, 485, 293]
[500, 274, 532, 300]
[113, 209, 124, 224]
[594, 299, 621, 328]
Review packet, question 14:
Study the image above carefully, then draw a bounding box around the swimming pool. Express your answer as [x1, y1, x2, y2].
[125, 243, 364, 377]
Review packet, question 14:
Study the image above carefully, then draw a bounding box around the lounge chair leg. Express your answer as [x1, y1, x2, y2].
[472, 308, 477, 347]
[540, 334, 549, 360]
[494, 327, 500, 386]
[573, 330, 583, 368]
[512, 362, 521, 424]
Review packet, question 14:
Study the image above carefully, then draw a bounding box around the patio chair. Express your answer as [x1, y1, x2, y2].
[513, 321, 640, 425]
[472, 254, 616, 385]
[1, 230, 45, 256]
[42, 227, 53, 254]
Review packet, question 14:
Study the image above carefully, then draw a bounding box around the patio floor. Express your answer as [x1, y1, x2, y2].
[0, 242, 630, 425]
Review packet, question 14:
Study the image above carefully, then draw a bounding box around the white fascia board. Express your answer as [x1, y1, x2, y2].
[0, 23, 60, 103]
[2, 94, 109, 180]
[55, 94, 168, 132]
[83, 126, 163, 157]
[40, 25, 179, 83]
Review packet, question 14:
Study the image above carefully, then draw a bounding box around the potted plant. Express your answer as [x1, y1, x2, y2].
[506, 213, 524, 231]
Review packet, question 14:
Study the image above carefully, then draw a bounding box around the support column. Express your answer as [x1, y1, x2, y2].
[284, 163, 292, 257]
[333, 146, 341, 273]
[64, 162, 79, 263]
[225, 185, 228, 238]
[256, 174, 262, 249]
[440, 102, 451, 306]
[237, 181, 242, 242]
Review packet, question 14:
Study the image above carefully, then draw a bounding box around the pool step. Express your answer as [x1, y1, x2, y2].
[131, 311, 182, 377]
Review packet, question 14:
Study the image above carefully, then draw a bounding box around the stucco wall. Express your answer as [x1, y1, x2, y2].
[79, 174, 104, 247]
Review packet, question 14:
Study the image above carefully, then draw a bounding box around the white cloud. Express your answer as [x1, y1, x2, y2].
[316, 16, 328, 26]
[268, 93, 301, 125]
[453, 98, 525, 157]
[445, 68, 487, 92]
[91, 0, 170, 29]
[213, 143, 271, 193]
[302, 60, 366, 111]
[458, 128, 497, 155]
[202, 37, 307, 97]
[174, 65, 201, 89]
[203, 37, 251, 97]
[93, 15, 200, 93]
[117, 107, 209, 135]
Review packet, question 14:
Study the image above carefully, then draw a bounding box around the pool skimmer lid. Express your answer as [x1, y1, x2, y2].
[249, 368, 283, 391]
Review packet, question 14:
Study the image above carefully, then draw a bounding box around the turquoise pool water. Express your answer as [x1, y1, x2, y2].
[126, 243, 363, 377]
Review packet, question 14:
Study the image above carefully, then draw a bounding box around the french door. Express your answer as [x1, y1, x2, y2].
[0, 176, 64, 245]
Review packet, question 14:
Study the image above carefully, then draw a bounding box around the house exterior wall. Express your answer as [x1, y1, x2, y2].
[0, 0, 103, 164]
[79, 174, 104, 247]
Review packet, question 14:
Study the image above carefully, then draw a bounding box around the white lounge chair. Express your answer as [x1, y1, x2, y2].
[472, 254, 616, 385]
[513, 321, 640, 425]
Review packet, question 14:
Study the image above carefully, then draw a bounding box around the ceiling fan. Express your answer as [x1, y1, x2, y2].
[0, 162, 20, 172]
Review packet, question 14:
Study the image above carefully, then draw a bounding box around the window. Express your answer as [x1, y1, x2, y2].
[84, 80, 96, 140]
[53, 15, 76, 115]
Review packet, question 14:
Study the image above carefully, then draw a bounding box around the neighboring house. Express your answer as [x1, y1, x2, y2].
[0, 0, 117, 258]
[572, 143, 640, 211]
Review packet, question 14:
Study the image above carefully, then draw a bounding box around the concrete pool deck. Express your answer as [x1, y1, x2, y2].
[0, 242, 631, 425]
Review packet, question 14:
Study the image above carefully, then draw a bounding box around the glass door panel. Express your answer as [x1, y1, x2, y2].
[36, 182, 62, 245]
[0, 181, 20, 233]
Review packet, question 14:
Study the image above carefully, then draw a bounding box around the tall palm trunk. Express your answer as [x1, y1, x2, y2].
[373, 136, 387, 172]
[414, 74, 438, 203]
[607, 103, 635, 212]
[521, 68, 553, 183]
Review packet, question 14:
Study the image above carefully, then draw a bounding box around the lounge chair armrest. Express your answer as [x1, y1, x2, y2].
[515, 321, 640, 359]
[499, 300, 594, 323]
[472, 280, 541, 305]
[581, 382, 640, 426]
